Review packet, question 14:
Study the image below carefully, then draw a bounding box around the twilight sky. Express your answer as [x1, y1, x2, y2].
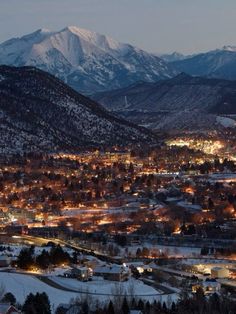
[0, 0, 236, 54]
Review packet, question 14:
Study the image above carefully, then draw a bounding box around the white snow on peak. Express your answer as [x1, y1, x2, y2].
[222, 45, 236, 52]
[0, 25, 175, 93]
[37, 28, 51, 34]
[61, 25, 128, 53]
[63, 26, 97, 41]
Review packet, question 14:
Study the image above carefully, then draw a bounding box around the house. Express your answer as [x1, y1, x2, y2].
[80, 257, 99, 269]
[64, 266, 93, 281]
[0, 256, 11, 267]
[94, 264, 130, 281]
[4, 225, 28, 235]
[147, 261, 159, 272]
[211, 267, 229, 279]
[192, 279, 221, 294]
[0, 303, 21, 314]
[129, 262, 152, 274]
[202, 279, 221, 294]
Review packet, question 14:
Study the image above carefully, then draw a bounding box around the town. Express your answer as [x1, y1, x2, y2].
[0, 137, 235, 312]
[2, 0, 236, 312]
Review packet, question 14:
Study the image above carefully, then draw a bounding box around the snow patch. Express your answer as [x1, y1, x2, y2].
[216, 116, 236, 128]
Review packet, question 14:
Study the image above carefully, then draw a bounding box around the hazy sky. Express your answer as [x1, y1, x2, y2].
[0, 0, 236, 54]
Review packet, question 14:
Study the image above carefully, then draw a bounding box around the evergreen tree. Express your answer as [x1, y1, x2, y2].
[209, 293, 220, 313]
[2, 292, 16, 305]
[72, 251, 78, 264]
[145, 300, 151, 314]
[55, 306, 67, 314]
[107, 300, 115, 314]
[136, 248, 142, 258]
[162, 301, 167, 311]
[122, 297, 129, 314]
[49, 245, 70, 265]
[23, 292, 51, 314]
[131, 298, 137, 309]
[17, 248, 35, 270]
[81, 300, 89, 314]
[137, 299, 144, 311]
[171, 301, 176, 312]
[36, 249, 50, 269]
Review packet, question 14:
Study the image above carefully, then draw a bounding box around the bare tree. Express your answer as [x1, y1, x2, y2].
[0, 283, 5, 301]
[127, 279, 136, 304]
[111, 283, 124, 312]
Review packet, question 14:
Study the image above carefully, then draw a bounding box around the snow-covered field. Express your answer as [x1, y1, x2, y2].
[216, 116, 236, 128]
[0, 272, 80, 311]
[0, 272, 178, 311]
[125, 243, 201, 258]
[0, 244, 75, 259]
[51, 276, 160, 297]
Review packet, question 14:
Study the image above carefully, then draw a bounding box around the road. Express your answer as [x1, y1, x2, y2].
[10, 234, 116, 263]
[141, 278, 177, 295]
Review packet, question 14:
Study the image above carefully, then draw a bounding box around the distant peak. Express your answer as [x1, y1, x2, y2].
[36, 28, 51, 34]
[64, 26, 83, 32]
[170, 72, 192, 83]
[62, 26, 95, 38]
[222, 45, 236, 52]
[60, 26, 123, 51]
[171, 51, 184, 56]
[63, 26, 80, 32]
[175, 72, 191, 79]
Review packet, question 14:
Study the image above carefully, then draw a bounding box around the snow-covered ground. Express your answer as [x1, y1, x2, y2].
[51, 276, 160, 297]
[0, 272, 80, 311]
[177, 201, 202, 212]
[125, 243, 201, 258]
[216, 116, 236, 128]
[0, 272, 178, 311]
[0, 244, 75, 259]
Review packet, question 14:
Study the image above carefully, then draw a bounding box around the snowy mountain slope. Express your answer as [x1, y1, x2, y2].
[159, 52, 190, 62]
[93, 73, 236, 132]
[0, 66, 156, 154]
[171, 47, 236, 80]
[0, 27, 176, 94]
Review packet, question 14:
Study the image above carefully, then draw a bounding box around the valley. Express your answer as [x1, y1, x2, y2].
[0, 4, 236, 312]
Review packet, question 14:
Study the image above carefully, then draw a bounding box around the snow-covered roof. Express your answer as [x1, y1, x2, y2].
[211, 266, 228, 271]
[203, 281, 220, 287]
[0, 303, 20, 313]
[0, 255, 10, 261]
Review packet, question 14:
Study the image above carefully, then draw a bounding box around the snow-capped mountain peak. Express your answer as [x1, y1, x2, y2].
[35, 28, 52, 34]
[222, 45, 236, 52]
[61, 26, 129, 54]
[0, 26, 176, 94]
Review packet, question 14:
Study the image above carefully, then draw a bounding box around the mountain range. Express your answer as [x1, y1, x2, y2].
[2, 26, 236, 93]
[0, 66, 156, 154]
[159, 52, 191, 63]
[93, 73, 236, 132]
[171, 46, 236, 80]
[1, 26, 236, 138]
[0, 26, 176, 94]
